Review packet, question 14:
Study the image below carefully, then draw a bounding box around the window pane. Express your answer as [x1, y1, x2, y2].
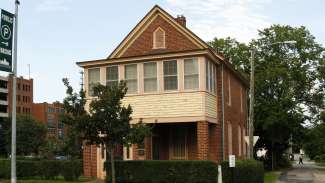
[164, 61, 178, 90]
[164, 76, 178, 90]
[144, 62, 157, 92]
[184, 59, 199, 90]
[106, 66, 118, 81]
[164, 61, 177, 75]
[184, 59, 198, 75]
[88, 68, 100, 96]
[206, 61, 209, 91]
[125, 64, 138, 93]
[144, 62, 157, 78]
[144, 78, 157, 92]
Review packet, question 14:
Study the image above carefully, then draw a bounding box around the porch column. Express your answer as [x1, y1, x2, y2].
[197, 121, 209, 160]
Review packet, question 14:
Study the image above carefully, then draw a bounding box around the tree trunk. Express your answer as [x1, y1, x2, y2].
[109, 145, 116, 183]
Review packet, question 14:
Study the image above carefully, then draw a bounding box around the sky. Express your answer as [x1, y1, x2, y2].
[0, 0, 324, 103]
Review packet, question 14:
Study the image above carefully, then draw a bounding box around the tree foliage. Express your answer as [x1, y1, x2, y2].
[60, 78, 88, 159]
[1, 115, 47, 156]
[80, 81, 151, 183]
[209, 25, 324, 169]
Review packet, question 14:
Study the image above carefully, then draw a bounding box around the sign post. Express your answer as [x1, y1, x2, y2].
[229, 155, 235, 183]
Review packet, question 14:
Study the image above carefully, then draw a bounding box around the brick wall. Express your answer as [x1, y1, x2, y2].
[121, 15, 199, 58]
[83, 145, 97, 177]
[197, 121, 209, 160]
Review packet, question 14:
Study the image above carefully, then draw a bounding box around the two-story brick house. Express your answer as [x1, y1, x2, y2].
[77, 5, 249, 178]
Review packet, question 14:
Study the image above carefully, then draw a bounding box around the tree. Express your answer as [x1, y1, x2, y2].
[60, 78, 88, 159]
[3, 115, 47, 156]
[81, 81, 150, 183]
[303, 124, 325, 159]
[209, 25, 324, 169]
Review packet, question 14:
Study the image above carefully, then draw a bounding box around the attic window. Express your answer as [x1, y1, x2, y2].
[153, 27, 165, 49]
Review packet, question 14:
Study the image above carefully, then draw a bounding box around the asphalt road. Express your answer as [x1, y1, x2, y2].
[277, 161, 325, 183]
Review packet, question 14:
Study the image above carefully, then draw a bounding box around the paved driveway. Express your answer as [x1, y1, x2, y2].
[277, 161, 325, 183]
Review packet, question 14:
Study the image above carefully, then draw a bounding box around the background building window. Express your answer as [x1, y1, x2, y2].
[163, 61, 178, 91]
[106, 66, 119, 87]
[153, 27, 165, 49]
[88, 68, 100, 96]
[144, 62, 157, 92]
[184, 58, 199, 90]
[47, 115, 55, 129]
[125, 64, 138, 94]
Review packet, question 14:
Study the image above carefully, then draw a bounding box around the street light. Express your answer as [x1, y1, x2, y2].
[248, 40, 296, 160]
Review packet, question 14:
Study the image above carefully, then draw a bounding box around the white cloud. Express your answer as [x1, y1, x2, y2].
[165, 0, 273, 42]
[37, 0, 71, 12]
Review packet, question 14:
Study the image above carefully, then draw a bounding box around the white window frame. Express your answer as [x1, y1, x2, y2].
[184, 58, 199, 90]
[163, 60, 178, 91]
[106, 65, 119, 87]
[153, 27, 166, 49]
[124, 64, 138, 94]
[143, 61, 158, 93]
[88, 67, 100, 97]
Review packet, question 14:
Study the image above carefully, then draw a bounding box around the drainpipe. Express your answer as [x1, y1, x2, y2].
[221, 64, 225, 161]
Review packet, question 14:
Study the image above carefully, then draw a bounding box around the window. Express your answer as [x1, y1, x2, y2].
[17, 83, 20, 90]
[144, 62, 157, 92]
[88, 68, 100, 96]
[125, 64, 138, 94]
[153, 27, 165, 49]
[17, 95, 20, 102]
[106, 66, 119, 87]
[238, 125, 242, 156]
[184, 58, 199, 90]
[137, 141, 145, 156]
[58, 129, 64, 139]
[228, 122, 233, 155]
[48, 107, 55, 113]
[58, 122, 64, 129]
[228, 75, 231, 105]
[206, 60, 216, 93]
[47, 115, 55, 128]
[240, 87, 243, 113]
[163, 61, 178, 91]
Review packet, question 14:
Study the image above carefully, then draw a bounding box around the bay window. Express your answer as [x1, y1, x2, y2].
[205, 60, 216, 93]
[144, 62, 157, 92]
[184, 58, 199, 90]
[125, 64, 138, 94]
[163, 60, 178, 91]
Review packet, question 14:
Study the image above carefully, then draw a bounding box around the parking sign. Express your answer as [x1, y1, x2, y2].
[0, 9, 14, 72]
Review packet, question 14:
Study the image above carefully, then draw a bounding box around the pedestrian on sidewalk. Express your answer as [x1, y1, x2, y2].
[299, 154, 303, 165]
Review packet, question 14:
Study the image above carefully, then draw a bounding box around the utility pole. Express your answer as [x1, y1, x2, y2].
[11, 1, 20, 183]
[249, 48, 255, 159]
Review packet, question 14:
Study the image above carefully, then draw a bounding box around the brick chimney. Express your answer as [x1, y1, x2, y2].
[175, 15, 186, 27]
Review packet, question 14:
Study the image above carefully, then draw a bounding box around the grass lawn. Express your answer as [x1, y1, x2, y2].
[0, 176, 93, 183]
[264, 171, 281, 183]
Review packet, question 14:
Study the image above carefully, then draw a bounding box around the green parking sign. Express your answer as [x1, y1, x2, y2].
[0, 9, 14, 72]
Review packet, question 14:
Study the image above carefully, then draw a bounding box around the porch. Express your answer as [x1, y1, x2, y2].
[128, 121, 222, 161]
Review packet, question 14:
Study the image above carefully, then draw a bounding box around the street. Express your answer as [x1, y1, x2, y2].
[277, 161, 325, 183]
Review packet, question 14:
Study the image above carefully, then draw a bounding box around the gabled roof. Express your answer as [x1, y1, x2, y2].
[77, 5, 249, 87]
[108, 5, 212, 59]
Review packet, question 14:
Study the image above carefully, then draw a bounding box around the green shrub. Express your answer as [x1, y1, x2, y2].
[105, 160, 218, 183]
[60, 160, 83, 181]
[314, 154, 325, 163]
[0, 159, 10, 179]
[221, 160, 264, 183]
[0, 159, 83, 181]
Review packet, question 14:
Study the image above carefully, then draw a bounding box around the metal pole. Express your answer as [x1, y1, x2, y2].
[11, 1, 19, 183]
[249, 48, 255, 159]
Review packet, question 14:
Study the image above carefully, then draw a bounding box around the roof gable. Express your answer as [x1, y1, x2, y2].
[108, 5, 209, 59]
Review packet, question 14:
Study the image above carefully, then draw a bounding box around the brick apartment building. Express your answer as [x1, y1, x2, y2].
[7, 75, 33, 116]
[78, 5, 249, 178]
[32, 102, 65, 139]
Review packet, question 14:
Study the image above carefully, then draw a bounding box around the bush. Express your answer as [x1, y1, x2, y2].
[221, 160, 264, 183]
[105, 160, 218, 183]
[0, 159, 83, 181]
[60, 160, 83, 181]
[314, 154, 325, 163]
